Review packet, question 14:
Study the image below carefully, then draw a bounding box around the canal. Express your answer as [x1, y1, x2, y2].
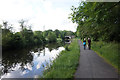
[0, 43, 65, 78]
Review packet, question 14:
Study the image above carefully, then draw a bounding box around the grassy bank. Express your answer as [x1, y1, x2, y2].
[91, 41, 120, 71]
[43, 39, 80, 78]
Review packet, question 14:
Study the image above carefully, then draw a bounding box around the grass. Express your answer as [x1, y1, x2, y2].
[91, 41, 120, 72]
[42, 39, 80, 78]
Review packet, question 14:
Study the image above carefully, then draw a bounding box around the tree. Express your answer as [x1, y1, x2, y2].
[19, 19, 27, 37]
[54, 29, 60, 38]
[11, 32, 24, 49]
[34, 31, 46, 45]
[47, 32, 57, 43]
[19, 19, 27, 31]
[70, 2, 120, 42]
[23, 28, 34, 46]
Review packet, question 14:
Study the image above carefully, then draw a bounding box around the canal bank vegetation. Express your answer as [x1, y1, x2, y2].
[43, 39, 80, 78]
[0, 20, 74, 51]
[91, 41, 120, 71]
[69, 2, 120, 71]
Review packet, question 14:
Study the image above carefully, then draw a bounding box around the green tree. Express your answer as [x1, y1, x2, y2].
[70, 2, 120, 42]
[23, 28, 34, 46]
[11, 32, 24, 49]
[54, 29, 60, 38]
[34, 31, 46, 45]
[47, 32, 57, 43]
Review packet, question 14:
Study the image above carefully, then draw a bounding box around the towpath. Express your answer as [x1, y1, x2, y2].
[74, 40, 119, 79]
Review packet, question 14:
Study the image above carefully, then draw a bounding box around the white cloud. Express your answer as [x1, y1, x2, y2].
[0, 0, 80, 32]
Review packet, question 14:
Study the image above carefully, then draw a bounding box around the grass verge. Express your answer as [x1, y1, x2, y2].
[43, 39, 80, 78]
[91, 41, 120, 73]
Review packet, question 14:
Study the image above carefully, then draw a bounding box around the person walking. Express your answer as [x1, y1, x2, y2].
[83, 38, 86, 50]
[88, 38, 91, 50]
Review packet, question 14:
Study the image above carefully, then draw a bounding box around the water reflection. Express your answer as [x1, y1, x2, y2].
[0, 43, 64, 78]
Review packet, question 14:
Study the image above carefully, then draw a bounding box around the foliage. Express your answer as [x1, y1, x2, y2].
[34, 31, 46, 45]
[43, 39, 80, 78]
[1, 21, 74, 51]
[65, 44, 70, 51]
[69, 2, 120, 42]
[47, 32, 57, 43]
[11, 32, 24, 49]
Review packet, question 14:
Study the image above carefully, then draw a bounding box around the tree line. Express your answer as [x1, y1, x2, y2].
[0, 20, 74, 51]
[69, 2, 120, 42]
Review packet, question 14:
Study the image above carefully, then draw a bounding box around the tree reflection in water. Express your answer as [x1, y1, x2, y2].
[0, 42, 64, 78]
[1, 48, 33, 75]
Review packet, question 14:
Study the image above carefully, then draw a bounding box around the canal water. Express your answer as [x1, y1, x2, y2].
[0, 43, 65, 79]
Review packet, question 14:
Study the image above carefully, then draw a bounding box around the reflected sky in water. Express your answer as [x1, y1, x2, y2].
[0, 45, 64, 79]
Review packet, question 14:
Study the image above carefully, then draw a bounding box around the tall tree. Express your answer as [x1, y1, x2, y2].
[70, 2, 120, 41]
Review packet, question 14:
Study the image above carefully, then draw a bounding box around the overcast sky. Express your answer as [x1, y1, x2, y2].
[0, 0, 82, 32]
